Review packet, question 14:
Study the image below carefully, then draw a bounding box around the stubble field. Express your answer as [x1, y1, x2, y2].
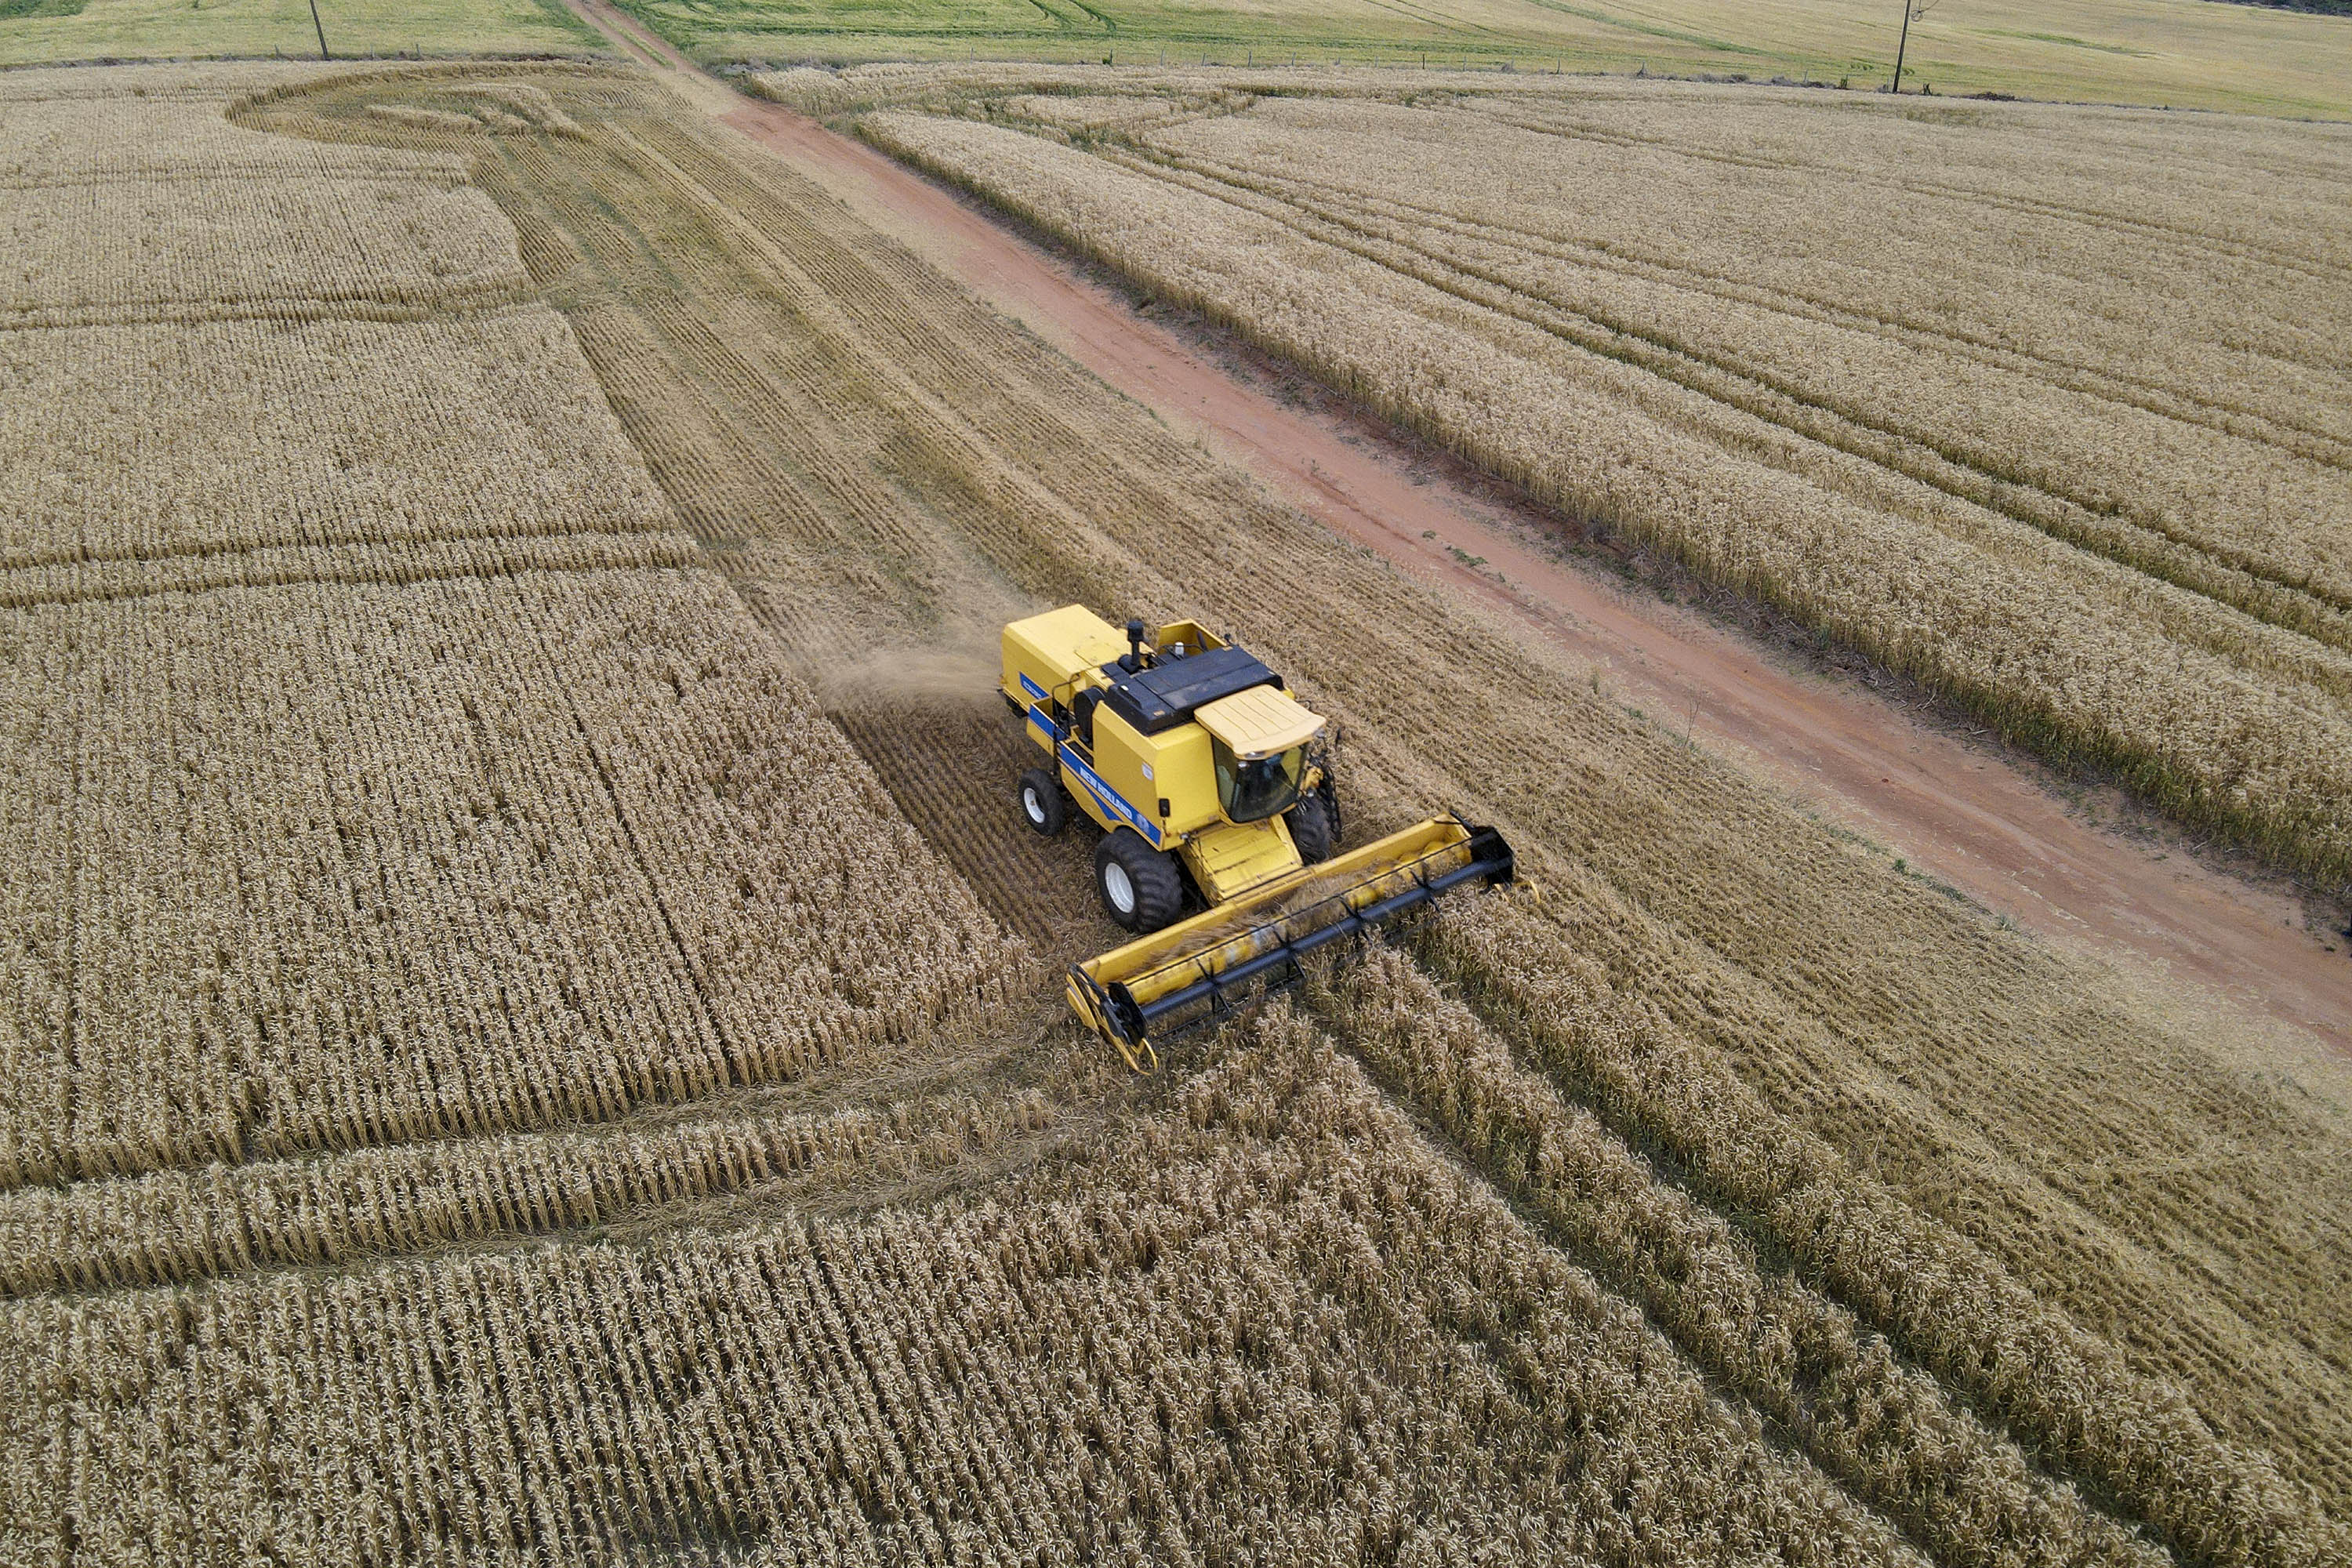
[2, 56, 2349, 1567]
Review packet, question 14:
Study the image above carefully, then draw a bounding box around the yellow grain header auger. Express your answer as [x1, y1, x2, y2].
[1000, 605, 1514, 1071]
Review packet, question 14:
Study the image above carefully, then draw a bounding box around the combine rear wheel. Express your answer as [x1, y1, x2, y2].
[1018, 768, 1065, 836]
[1094, 829, 1182, 932]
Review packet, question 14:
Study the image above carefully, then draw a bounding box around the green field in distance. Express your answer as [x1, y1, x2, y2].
[3, 0, 2346, 119]
[618, 0, 2352, 118]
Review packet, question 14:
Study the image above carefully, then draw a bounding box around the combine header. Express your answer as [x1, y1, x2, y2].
[1000, 605, 1514, 1070]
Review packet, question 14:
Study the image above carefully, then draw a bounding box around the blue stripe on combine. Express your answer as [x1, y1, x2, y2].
[1023, 692, 1162, 848]
[1058, 742, 1160, 848]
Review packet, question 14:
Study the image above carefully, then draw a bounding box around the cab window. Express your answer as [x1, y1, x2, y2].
[1212, 740, 1305, 823]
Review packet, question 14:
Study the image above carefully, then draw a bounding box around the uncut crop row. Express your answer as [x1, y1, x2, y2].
[0, 568, 1021, 1187]
[2, 1022, 1935, 1566]
[0, 311, 677, 572]
[0, 1084, 1058, 1296]
[1314, 945, 2166, 1568]
[1406, 903, 2342, 1568]
[793, 67, 2352, 882]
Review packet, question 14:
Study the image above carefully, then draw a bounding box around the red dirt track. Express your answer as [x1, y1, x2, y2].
[566, 0, 2350, 1051]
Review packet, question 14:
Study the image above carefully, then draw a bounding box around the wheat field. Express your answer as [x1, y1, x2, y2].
[3, 58, 2348, 1566]
[766, 65, 2352, 887]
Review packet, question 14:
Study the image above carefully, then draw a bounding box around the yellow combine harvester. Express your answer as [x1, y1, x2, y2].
[1001, 606, 1514, 1070]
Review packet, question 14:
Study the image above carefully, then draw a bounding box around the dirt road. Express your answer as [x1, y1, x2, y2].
[562, 0, 2350, 1050]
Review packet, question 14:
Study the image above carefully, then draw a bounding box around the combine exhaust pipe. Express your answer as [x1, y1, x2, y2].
[1068, 816, 1514, 1071]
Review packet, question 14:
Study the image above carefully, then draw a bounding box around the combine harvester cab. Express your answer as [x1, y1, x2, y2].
[1000, 605, 1514, 1071]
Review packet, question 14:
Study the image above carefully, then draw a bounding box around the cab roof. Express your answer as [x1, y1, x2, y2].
[1195, 685, 1324, 758]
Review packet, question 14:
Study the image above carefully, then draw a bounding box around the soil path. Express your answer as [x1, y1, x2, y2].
[564, 0, 2351, 1050]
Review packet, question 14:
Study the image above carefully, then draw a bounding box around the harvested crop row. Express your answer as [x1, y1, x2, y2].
[0, 310, 674, 570]
[0, 568, 1022, 1187]
[1315, 945, 2164, 1568]
[830, 690, 1108, 954]
[0, 1018, 1922, 1566]
[0, 1083, 1058, 1297]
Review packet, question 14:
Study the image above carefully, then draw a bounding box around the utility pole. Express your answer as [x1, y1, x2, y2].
[1891, 0, 1934, 95]
[308, 0, 331, 60]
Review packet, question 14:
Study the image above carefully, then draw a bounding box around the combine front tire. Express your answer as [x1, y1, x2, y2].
[1288, 791, 1336, 865]
[1094, 829, 1182, 932]
[1018, 769, 1066, 836]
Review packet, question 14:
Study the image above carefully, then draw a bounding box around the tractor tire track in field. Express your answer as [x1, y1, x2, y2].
[551, 0, 2352, 1051]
